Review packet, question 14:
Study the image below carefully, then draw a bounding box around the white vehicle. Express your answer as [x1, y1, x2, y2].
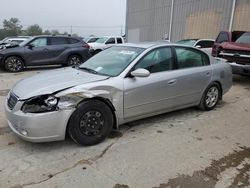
[1, 36, 30, 44]
[176, 39, 215, 54]
[88, 36, 124, 55]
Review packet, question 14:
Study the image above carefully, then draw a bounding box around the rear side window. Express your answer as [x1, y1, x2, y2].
[50, 37, 69, 45]
[117, 38, 123, 44]
[175, 47, 209, 69]
[196, 40, 214, 48]
[68, 38, 80, 44]
[106, 38, 115, 44]
[215, 32, 229, 43]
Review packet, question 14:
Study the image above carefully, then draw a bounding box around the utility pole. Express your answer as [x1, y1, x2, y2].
[168, 0, 174, 41]
[120, 26, 123, 36]
[229, 0, 237, 31]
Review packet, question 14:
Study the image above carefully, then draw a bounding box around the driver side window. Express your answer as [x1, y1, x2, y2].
[105, 38, 115, 44]
[134, 47, 173, 73]
[30, 38, 47, 47]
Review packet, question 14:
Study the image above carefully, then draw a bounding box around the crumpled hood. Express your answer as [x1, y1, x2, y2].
[222, 42, 250, 51]
[12, 67, 109, 99]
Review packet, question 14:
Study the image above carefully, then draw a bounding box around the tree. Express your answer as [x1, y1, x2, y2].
[26, 24, 43, 36]
[43, 30, 51, 35]
[3, 18, 22, 36]
[51, 30, 60, 35]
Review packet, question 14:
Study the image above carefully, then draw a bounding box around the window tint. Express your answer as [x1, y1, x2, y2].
[106, 38, 115, 44]
[69, 38, 80, 44]
[176, 47, 209, 69]
[87, 38, 98, 43]
[50, 37, 68, 45]
[117, 37, 123, 44]
[135, 47, 173, 73]
[216, 33, 229, 43]
[196, 40, 214, 48]
[235, 32, 250, 44]
[30, 38, 47, 47]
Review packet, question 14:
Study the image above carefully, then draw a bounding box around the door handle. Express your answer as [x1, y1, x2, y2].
[43, 48, 49, 51]
[168, 79, 177, 85]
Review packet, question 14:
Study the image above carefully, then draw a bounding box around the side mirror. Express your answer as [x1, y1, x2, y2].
[26, 44, 34, 49]
[195, 45, 201, 48]
[130, 68, 150, 78]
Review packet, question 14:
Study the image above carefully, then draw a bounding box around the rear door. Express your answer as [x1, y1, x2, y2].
[47, 37, 69, 63]
[171, 47, 212, 106]
[24, 37, 55, 65]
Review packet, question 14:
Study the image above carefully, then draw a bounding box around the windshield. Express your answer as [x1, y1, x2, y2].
[176, 39, 197, 46]
[235, 32, 250, 44]
[79, 46, 145, 76]
[95, 37, 108, 43]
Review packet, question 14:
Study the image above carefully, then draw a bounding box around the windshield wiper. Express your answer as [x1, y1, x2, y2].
[78, 67, 98, 74]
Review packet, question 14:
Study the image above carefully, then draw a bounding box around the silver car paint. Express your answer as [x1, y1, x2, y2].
[5, 43, 232, 142]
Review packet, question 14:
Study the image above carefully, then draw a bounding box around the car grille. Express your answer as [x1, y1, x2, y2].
[7, 92, 18, 110]
[224, 50, 250, 56]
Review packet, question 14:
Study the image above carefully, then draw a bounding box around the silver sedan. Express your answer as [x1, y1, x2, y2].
[5, 43, 232, 145]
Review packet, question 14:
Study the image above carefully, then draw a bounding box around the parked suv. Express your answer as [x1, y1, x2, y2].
[212, 31, 250, 76]
[88, 36, 124, 55]
[0, 35, 91, 72]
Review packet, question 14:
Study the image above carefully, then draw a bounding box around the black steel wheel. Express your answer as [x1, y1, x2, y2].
[4, 56, 24, 72]
[68, 100, 114, 146]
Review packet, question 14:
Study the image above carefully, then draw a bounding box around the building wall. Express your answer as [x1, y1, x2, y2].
[127, 0, 250, 42]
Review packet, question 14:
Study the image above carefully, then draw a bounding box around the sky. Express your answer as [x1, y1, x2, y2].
[0, 0, 126, 37]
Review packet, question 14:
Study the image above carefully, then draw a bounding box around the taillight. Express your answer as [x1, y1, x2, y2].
[83, 43, 90, 48]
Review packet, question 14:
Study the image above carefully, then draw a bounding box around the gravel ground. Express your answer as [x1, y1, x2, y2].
[0, 67, 249, 188]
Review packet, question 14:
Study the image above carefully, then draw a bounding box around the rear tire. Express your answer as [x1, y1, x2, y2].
[68, 100, 114, 146]
[198, 82, 221, 111]
[4, 56, 24, 72]
[67, 55, 82, 66]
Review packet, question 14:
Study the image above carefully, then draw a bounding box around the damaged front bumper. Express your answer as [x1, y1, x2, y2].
[5, 97, 75, 142]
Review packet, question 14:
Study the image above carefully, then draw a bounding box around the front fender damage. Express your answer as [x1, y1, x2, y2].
[55, 86, 123, 128]
[55, 88, 112, 109]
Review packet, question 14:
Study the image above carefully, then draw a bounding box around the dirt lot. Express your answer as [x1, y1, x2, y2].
[0, 67, 249, 188]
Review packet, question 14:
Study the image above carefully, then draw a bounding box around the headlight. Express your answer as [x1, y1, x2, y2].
[22, 95, 59, 113]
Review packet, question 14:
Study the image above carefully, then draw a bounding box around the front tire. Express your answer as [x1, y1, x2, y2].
[199, 82, 221, 111]
[68, 100, 114, 146]
[4, 56, 24, 72]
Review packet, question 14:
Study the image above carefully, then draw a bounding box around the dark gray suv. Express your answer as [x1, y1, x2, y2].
[0, 35, 91, 72]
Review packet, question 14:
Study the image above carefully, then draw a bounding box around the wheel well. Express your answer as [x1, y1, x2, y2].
[4, 55, 25, 66]
[65, 97, 118, 139]
[76, 97, 117, 128]
[213, 81, 223, 100]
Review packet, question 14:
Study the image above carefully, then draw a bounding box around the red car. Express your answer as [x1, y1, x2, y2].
[212, 31, 250, 76]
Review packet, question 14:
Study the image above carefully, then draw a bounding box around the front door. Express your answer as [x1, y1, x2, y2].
[24, 37, 54, 65]
[123, 47, 177, 119]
